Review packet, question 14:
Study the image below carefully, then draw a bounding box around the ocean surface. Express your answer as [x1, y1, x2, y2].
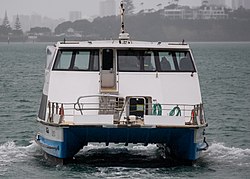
[0, 42, 249, 178]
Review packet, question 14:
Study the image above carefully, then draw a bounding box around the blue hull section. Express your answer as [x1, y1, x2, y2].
[37, 125, 208, 161]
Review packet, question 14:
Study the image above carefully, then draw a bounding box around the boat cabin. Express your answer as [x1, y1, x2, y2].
[39, 40, 205, 127]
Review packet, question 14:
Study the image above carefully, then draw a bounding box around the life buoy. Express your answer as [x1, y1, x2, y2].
[153, 103, 162, 116]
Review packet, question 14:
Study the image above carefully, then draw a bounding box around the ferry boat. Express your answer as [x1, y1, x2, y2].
[35, 1, 208, 164]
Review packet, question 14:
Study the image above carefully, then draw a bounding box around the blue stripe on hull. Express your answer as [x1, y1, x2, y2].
[37, 134, 84, 159]
[38, 126, 206, 161]
[38, 136, 63, 158]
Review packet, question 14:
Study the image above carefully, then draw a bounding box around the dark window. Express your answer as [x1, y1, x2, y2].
[38, 94, 48, 120]
[102, 49, 113, 70]
[117, 50, 156, 72]
[158, 51, 195, 72]
[53, 49, 99, 71]
[118, 50, 195, 72]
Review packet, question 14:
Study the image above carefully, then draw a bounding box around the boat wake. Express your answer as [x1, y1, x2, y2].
[202, 142, 250, 167]
[0, 141, 249, 170]
[75, 144, 168, 167]
[0, 140, 41, 175]
[75, 142, 250, 168]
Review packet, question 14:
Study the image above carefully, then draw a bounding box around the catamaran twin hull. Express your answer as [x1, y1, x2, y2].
[36, 121, 207, 162]
[36, 40, 208, 163]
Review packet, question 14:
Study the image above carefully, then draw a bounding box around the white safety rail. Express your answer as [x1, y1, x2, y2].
[46, 95, 206, 126]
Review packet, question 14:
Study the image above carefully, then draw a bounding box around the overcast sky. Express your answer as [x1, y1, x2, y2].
[1, 0, 231, 20]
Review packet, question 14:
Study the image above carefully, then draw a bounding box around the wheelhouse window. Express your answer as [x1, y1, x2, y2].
[117, 50, 156, 72]
[117, 50, 195, 72]
[158, 51, 195, 72]
[53, 49, 99, 71]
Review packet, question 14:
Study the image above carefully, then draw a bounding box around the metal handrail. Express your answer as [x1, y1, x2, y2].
[47, 97, 206, 125]
[48, 101, 203, 116]
[75, 94, 121, 115]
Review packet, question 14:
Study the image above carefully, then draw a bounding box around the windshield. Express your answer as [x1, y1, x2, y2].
[117, 50, 195, 72]
[53, 49, 99, 71]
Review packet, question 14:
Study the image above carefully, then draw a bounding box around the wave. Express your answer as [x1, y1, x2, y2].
[78, 142, 250, 168]
[80, 143, 158, 156]
[203, 142, 250, 166]
[0, 141, 249, 170]
[78, 143, 159, 160]
[0, 141, 41, 174]
[82, 143, 158, 152]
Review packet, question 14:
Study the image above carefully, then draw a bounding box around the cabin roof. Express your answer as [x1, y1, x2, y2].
[55, 40, 190, 50]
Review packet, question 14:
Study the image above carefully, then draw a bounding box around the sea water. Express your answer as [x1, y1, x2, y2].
[0, 42, 249, 178]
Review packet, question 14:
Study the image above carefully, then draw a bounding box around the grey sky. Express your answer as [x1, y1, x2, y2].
[1, 0, 231, 20]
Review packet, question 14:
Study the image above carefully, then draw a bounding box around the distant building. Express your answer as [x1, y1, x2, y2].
[232, 0, 250, 9]
[161, 4, 227, 20]
[202, 0, 226, 7]
[100, 0, 116, 17]
[69, 11, 82, 22]
[198, 5, 228, 19]
[163, 9, 183, 19]
[163, 7, 198, 20]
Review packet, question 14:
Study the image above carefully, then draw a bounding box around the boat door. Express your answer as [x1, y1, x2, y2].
[100, 49, 117, 93]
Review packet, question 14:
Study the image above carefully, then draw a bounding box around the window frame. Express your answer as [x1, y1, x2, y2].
[117, 49, 196, 73]
[117, 50, 157, 72]
[52, 49, 99, 71]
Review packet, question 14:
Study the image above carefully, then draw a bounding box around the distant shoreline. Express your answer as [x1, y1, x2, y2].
[2, 18, 250, 43]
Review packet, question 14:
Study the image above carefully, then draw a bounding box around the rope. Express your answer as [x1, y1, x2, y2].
[169, 106, 181, 116]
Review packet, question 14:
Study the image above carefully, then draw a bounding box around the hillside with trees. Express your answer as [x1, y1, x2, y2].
[53, 11, 250, 42]
[1, 1, 250, 42]
[53, 0, 250, 42]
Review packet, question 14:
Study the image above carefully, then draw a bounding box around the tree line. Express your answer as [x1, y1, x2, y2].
[0, 13, 23, 37]
[54, 10, 250, 42]
[1, 1, 250, 42]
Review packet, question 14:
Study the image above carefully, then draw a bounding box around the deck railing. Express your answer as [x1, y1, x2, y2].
[46, 95, 206, 125]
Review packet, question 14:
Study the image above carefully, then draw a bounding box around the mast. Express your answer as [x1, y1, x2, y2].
[119, 0, 130, 41]
[120, 0, 125, 34]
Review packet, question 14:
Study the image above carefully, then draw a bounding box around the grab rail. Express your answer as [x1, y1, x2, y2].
[47, 96, 206, 125]
[75, 94, 121, 115]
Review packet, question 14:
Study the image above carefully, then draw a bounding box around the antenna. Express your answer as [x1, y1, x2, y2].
[120, 0, 125, 34]
[119, 0, 130, 41]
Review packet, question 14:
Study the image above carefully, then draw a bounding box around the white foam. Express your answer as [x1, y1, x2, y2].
[131, 144, 158, 151]
[81, 143, 157, 152]
[77, 143, 159, 158]
[204, 142, 250, 166]
[0, 140, 41, 174]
